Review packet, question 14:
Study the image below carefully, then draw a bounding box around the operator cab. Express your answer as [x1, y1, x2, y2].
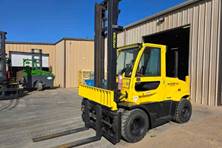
[117, 43, 161, 78]
[116, 43, 190, 105]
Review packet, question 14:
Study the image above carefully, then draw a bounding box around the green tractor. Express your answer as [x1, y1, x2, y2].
[19, 49, 54, 91]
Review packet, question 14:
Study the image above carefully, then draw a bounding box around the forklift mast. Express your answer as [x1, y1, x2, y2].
[0, 32, 7, 84]
[31, 49, 43, 70]
[23, 49, 43, 69]
[94, 0, 122, 91]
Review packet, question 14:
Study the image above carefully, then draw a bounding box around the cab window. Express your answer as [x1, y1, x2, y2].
[136, 47, 161, 77]
[117, 47, 139, 76]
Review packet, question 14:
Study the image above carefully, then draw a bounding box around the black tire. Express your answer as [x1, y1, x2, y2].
[121, 109, 149, 143]
[174, 98, 192, 123]
[36, 81, 43, 91]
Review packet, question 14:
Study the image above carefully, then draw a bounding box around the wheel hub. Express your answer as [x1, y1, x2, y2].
[130, 118, 145, 136]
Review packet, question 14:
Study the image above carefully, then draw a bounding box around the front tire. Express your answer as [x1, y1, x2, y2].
[121, 109, 149, 143]
[174, 98, 192, 123]
[36, 81, 44, 91]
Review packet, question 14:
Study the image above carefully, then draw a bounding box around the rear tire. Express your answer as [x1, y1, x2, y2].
[174, 98, 192, 123]
[121, 109, 149, 143]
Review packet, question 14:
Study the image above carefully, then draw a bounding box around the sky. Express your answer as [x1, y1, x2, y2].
[0, 0, 186, 43]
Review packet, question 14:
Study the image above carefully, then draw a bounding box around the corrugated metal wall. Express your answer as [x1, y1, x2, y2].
[219, 0, 222, 105]
[117, 0, 221, 106]
[65, 40, 94, 88]
[55, 40, 65, 87]
[5, 43, 56, 75]
[45, 39, 94, 88]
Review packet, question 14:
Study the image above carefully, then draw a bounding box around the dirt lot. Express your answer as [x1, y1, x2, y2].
[0, 88, 222, 148]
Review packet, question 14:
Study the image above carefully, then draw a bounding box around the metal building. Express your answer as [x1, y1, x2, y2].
[117, 0, 222, 106]
[6, 38, 94, 88]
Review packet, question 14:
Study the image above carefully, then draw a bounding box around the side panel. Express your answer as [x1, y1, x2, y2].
[25, 75, 54, 88]
[143, 101, 177, 128]
[119, 101, 177, 128]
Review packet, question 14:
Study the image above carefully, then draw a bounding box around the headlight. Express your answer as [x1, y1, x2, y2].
[47, 76, 53, 80]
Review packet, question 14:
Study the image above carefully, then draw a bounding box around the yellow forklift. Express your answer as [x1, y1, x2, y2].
[79, 0, 191, 144]
[33, 0, 191, 147]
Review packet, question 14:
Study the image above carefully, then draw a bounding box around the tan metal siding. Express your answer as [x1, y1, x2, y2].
[209, 0, 220, 106]
[117, 32, 124, 46]
[5, 43, 56, 76]
[182, 8, 188, 25]
[55, 40, 65, 87]
[164, 14, 170, 30]
[196, 3, 205, 105]
[218, 0, 222, 105]
[190, 4, 199, 103]
[65, 40, 94, 88]
[216, 1, 222, 105]
[117, 0, 221, 106]
[202, 0, 212, 105]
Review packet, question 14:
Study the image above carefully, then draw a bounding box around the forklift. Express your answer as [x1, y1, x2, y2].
[79, 0, 191, 144]
[17, 49, 54, 91]
[0, 32, 23, 99]
[32, 0, 191, 147]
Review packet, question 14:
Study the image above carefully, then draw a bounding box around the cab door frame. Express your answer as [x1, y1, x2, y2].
[128, 43, 167, 104]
